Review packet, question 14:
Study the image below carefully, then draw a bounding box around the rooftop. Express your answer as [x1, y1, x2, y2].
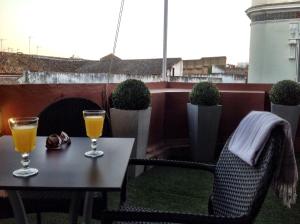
[77, 54, 182, 75]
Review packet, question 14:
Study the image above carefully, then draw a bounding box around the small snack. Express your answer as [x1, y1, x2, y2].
[46, 131, 71, 150]
[60, 131, 71, 145]
[46, 134, 62, 150]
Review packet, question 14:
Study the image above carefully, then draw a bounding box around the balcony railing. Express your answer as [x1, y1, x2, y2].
[0, 82, 299, 155]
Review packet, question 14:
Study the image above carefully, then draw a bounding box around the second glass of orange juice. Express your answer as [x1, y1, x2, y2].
[8, 117, 39, 177]
[83, 110, 105, 158]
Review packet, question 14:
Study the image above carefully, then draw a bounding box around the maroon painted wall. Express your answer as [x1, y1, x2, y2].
[0, 84, 104, 134]
[162, 90, 266, 146]
[0, 83, 299, 154]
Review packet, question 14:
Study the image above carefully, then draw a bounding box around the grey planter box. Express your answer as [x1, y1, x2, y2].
[271, 103, 300, 140]
[110, 107, 152, 177]
[187, 103, 222, 162]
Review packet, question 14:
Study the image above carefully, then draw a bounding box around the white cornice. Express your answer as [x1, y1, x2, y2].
[253, 0, 300, 6]
[246, 2, 300, 16]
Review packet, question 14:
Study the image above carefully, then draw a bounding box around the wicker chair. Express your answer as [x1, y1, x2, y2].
[101, 127, 284, 224]
[0, 97, 109, 223]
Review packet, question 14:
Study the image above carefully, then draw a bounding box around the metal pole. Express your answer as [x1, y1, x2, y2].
[36, 45, 40, 55]
[105, 0, 125, 113]
[0, 38, 5, 52]
[297, 39, 300, 82]
[162, 0, 168, 81]
[28, 36, 31, 54]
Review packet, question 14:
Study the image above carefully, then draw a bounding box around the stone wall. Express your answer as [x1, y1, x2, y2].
[19, 72, 165, 83]
[18, 72, 247, 84]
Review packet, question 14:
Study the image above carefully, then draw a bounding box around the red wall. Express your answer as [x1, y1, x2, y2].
[161, 90, 267, 146]
[0, 83, 299, 154]
[148, 93, 166, 149]
[0, 84, 104, 134]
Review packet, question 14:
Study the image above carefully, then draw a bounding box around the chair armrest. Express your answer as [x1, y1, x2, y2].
[101, 210, 249, 224]
[129, 158, 215, 173]
[120, 159, 215, 206]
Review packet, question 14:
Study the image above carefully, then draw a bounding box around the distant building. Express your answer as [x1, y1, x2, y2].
[183, 56, 227, 75]
[0, 73, 22, 84]
[77, 54, 183, 76]
[225, 64, 248, 76]
[182, 56, 247, 83]
[247, 0, 300, 83]
[0, 52, 248, 83]
[212, 65, 226, 74]
[210, 64, 248, 83]
[0, 52, 88, 74]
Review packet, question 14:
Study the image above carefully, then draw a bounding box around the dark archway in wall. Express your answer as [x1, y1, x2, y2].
[37, 97, 111, 137]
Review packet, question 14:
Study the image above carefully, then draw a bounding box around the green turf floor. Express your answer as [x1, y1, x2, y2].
[1, 154, 299, 224]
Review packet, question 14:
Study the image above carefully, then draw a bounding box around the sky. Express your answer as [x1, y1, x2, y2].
[0, 0, 252, 64]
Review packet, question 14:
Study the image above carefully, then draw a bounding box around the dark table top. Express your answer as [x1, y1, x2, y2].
[0, 136, 134, 191]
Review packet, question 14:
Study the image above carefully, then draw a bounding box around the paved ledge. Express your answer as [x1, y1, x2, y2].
[150, 89, 190, 93]
[150, 88, 265, 94]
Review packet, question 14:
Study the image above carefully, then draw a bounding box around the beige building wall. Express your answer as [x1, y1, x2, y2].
[183, 57, 226, 76]
[167, 61, 183, 77]
[247, 0, 300, 83]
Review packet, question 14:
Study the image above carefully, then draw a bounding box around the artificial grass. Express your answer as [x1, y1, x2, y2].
[1, 155, 299, 224]
[125, 163, 300, 224]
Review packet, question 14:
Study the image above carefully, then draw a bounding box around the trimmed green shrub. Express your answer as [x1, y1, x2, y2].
[190, 82, 220, 106]
[112, 79, 151, 110]
[269, 80, 300, 106]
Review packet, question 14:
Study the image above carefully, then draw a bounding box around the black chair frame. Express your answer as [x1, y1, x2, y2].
[101, 128, 283, 224]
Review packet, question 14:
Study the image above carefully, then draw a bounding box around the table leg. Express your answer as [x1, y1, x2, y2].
[69, 191, 82, 224]
[7, 190, 28, 224]
[120, 170, 128, 207]
[82, 192, 94, 224]
[102, 192, 108, 209]
[83, 191, 108, 223]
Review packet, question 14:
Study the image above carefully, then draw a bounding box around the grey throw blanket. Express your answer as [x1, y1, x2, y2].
[228, 111, 298, 208]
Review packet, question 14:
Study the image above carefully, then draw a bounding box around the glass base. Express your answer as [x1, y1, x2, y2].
[84, 150, 104, 158]
[13, 168, 38, 177]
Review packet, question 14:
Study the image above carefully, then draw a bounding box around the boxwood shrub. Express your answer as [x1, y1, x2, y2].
[269, 80, 300, 106]
[112, 79, 151, 110]
[190, 82, 220, 106]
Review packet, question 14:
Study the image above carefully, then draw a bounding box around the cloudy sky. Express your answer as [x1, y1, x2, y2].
[0, 0, 252, 64]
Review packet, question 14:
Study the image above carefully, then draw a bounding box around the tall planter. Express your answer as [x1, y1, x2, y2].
[271, 103, 300, 140]
[187, 103, 222, 162]
[110, 107, 151, 177]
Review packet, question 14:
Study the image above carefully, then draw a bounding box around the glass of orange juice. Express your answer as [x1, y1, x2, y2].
[8, 117, 39, 177]
[83, 110, 105, 158]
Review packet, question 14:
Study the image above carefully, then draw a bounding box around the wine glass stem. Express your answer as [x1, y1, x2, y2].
[91, 139, 97, 151]
[21, 153, 30, 169]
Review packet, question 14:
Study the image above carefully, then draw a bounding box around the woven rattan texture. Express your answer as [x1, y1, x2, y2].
[211, 134, 280, 217]
[116, 205, 178, 224]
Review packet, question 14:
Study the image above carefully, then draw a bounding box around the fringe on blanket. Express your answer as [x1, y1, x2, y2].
[272, 182, 297, 208]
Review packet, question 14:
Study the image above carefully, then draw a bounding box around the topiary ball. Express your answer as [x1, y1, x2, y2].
[269, 80, 300, 106]
[112, 79, 151, 110]
[190, 82, 220, 106]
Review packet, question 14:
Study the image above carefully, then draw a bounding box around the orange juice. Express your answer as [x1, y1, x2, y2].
[11, 125, 38, 153]
[84, 116, 104, 139]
